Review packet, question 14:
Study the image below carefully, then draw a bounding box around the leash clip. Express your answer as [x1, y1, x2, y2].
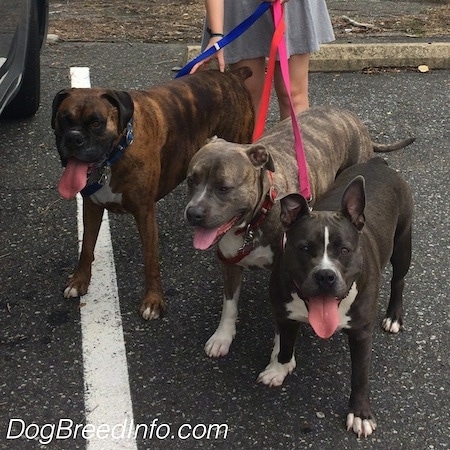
[98, 164, 111, 186]
[126, 120, 134, 145]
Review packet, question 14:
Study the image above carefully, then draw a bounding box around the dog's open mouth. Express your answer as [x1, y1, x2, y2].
[193, 215, 242, 250]
[305, 296, 341, 339]
[58, 157, 93, 200]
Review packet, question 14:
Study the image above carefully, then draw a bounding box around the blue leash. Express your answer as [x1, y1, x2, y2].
[175, 2, 271, 78]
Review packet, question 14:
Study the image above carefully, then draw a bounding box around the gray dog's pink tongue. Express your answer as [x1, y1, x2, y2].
[58, 158, 90, 200]
[193, 226, 219, 250]
[308, 296, 340, 339]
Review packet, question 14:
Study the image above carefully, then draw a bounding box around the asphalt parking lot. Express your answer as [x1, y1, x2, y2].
[0, 40, 449, 449]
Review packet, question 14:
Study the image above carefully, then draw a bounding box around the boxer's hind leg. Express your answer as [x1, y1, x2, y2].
[64, 197, 104, 298]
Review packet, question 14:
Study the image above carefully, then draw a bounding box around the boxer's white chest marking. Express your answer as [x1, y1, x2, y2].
[89, 177, 123, 206]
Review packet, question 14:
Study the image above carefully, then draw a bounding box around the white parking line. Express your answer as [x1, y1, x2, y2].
[71, 67, 137, 449]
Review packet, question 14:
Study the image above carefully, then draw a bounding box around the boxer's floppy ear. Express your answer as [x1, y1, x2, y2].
[279, 193, 310, 229]
[341, 175, 366, 231]
[51, 88, 72, 129]
[246, 144, 276, 172]
[101, 90, 134, 132]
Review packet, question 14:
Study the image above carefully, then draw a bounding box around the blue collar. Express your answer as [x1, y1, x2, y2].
[81, 119, 134, 197]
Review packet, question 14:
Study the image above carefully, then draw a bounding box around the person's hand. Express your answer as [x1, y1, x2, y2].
[190, 36, 226, 73]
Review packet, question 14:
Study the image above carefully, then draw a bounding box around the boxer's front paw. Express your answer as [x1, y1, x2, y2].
[140, 294, 165, 320]
[257, 357, 296, 387]
[204, 326, 235, 358]
[63, 273, 90, 298]
[346, 413, 377, 438]
[382, 317, 402, 333]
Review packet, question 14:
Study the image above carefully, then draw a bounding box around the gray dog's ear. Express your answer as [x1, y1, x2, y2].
[51, 88, 73, 129]
[205, 135, 218, 145]
[246, 144, 275, 172]
[341, 175, 366, 231]
[279, 193, 310, 229]
[101, 90, 134, 132]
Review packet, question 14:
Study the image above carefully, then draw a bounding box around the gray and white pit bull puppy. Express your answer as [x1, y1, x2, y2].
[184, 106, 414, 358]
[258, 157, 413, 438]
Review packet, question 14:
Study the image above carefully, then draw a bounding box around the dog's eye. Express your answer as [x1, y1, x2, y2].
[341, 247, 350, 255]
[299, 245, 309, 253]
[91, 120, 102, 129]
[218, 186, 231, 194]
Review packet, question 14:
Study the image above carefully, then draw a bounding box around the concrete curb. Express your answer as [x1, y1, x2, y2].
[186, 42, 450, 72]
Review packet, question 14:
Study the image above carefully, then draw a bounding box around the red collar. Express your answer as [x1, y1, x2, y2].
[217, 171, 277, 265]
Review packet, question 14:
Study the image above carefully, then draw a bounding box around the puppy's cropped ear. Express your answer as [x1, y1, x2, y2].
[341, 175, 366, 231]
[279, 193, 310, 229]
[51, 88, 73, 129]
[101, 90, 134, 132]
[246, 144, 275, 172]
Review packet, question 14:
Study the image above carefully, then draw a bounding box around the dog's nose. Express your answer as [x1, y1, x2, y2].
[314, 269, 337, 288]
[66, 130, 85, 149]
[186, 206, 206, 225]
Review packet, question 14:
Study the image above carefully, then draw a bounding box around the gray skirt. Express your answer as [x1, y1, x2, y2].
[202, 0, 335, 64]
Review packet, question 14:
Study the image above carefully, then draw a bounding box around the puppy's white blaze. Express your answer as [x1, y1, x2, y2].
[319, 226, 339, 272]
[286, 282, 358, 330]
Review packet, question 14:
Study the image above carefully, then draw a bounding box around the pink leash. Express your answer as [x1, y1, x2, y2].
[253, 1, 312, 202]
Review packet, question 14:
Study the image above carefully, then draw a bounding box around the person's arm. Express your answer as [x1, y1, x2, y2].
[190, 0, 225, 73]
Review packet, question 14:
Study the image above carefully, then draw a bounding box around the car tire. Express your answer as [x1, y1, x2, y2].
[2, 1, 41, 119]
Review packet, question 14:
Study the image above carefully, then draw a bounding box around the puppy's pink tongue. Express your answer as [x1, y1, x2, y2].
[308, 296, 340, 339]
[193, 226, 219, 250]
[58, 158, 90, 200]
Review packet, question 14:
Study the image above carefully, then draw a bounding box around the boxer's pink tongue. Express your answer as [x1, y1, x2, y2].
[308, 296, 340, 339]
[193, 226, 219, 250]
[58, 158, 90, 200]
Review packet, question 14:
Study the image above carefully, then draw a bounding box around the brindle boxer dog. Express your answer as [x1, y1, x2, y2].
[184, 106, 414, 357]
[52, 68, 254, 320]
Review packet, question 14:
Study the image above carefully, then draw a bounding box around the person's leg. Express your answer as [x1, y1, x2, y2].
[230, 58, 266, 117]
[274, 53, 310, 120]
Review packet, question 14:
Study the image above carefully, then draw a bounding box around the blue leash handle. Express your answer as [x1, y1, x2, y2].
[175, 2, 271, 78]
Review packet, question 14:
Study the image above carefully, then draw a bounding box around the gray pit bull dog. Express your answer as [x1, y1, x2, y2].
[258, 157, 413, 438]
[184, 106, 414, 358]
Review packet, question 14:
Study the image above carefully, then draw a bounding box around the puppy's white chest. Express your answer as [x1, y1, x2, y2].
[286, 282, 358, 329]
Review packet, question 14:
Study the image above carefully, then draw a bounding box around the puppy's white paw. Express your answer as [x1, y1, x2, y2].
[204, 331, 234, 358]
[64, 286, 79, 298]
[382, 317, 402, 333]
[346, 413, 377, 438]
[257, 357, 296, 387]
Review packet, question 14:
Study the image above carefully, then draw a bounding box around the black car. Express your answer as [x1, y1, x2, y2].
[0, 0, 48, 119]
